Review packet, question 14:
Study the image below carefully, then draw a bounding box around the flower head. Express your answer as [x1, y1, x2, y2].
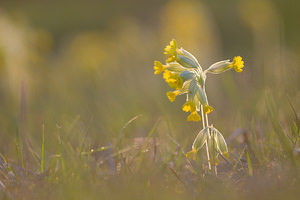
[155, 40, 244, 123]
[205, 56, 245, 74]
[230, 56, 244, 72]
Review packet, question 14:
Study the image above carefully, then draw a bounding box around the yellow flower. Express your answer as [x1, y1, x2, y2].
[164, 39, 177, 54]
[203, 105, 213, 114]
[166, 91, 179, 102]
[230, 56, 244, 72]
[187, 111, 201, 121]
[182, 101, 196, 112]
[167, 74, 183, 89]
[164, 39, 178, 63]
[163, 70, 172, 81]
[153, 61, 165, 75]
[185, 148, 197, 160]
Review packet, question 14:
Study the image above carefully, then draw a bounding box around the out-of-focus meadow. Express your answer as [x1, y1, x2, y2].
[0, 0, 299, 199]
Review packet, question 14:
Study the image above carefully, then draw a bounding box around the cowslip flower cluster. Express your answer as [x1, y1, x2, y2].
[154, 39, 243, 122]
[154, 39, 244, 169]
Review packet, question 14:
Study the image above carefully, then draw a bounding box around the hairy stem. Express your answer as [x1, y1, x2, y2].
[201, 105, 211, 170]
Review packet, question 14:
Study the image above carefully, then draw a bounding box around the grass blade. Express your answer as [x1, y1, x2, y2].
[41, 124, 45, 174]
[247, 151, 253, 176]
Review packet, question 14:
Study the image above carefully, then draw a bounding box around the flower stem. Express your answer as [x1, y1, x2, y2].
[201, 105, 211, 170]
[207, 114, 217, 175]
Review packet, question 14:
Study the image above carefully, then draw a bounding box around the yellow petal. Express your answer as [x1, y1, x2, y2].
[185, 148, 197, 160]
[231, 56, 244, 73]
[153, 61, 165, 74]
[203, 105, 213, 114]
[182, 101, 196, 112]
[163, 71, 172, 81]
[167, 75, 183, 89]
[166, 91, 178, 102]
[187, 111, 201, 122]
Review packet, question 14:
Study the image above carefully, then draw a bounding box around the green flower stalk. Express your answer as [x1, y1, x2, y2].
[154, 39, 244, 172]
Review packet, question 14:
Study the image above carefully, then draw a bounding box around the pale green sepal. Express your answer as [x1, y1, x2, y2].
[179, 80, 191, 94]
[177, 54, 199, 69]
[196, 85, 208, 105]
[213, 127, 228, 154]
[178, 48, 202, 71]
[187, 78, 198, 101]
[208, 133, 218, 155]
[179, 70, 195, 82]
[197, 72, 206, 88]
[192, 127, 209, 151]
[165, 62, 186, 72]
[205, 60, 231, 74]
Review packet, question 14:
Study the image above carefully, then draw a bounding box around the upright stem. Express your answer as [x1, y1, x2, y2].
[201, 105, 211, 170]
[206, 114, 217, 175]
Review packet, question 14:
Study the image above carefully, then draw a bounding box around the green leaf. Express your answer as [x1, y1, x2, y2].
[247, 151, 253, 176]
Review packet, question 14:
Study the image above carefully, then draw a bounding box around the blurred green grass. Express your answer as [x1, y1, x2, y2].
[0, 0, 299, 199]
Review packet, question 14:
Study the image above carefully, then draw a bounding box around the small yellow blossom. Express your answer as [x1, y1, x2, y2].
[167, 74, 183, 89]
[164, 39, 177, 54]
[203, 105, 213, 114]
[154, 61, 165, 75]
[166, 91, 179, 102]
[187, 111, 201, 122]
[182, 101, 196, 112]
[185, 148, 197, 160]
[164, 39, 178, 63]
[163, 70, 172, 81]
[230, 56, 244, 72]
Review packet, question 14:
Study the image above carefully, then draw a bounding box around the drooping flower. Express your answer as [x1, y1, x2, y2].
[229, 56, 244, 72]
[182, 101, 196, 112]
[166, 91, 179, 102]
[205, 56, 244, 74]
[166, 74, 183, 89]
[185, 148, 197, 160]
[164, 39, 201, 70]
[203, 105, 213, 114]
[187, 111, 201, 122]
